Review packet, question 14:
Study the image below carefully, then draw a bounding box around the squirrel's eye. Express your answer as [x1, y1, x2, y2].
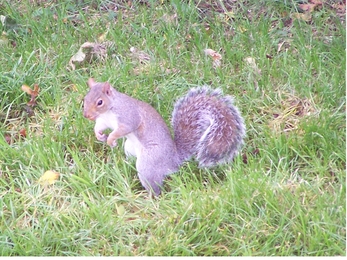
[97, 99, 103, 106]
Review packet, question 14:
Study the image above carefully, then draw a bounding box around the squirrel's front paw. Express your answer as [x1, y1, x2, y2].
[96, 132, 108, 142]
[107, 137, 118, 148]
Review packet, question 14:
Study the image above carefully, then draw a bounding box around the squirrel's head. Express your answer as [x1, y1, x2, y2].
[83, 78, 113, 121]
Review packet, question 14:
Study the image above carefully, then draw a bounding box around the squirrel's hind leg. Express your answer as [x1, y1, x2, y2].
[135, 157, 167, 196]
[137, 170, 163, 196]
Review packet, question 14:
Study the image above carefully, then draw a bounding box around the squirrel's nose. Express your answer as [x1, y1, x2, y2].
[83, 110, 95, 120]
[83, 109, 89, 119]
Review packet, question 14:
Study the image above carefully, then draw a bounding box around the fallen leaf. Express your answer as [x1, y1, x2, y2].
[204, 48, 222, 68]
[244, 57, 261, 75]
[11, 40, 17, 48]
[0, 15, 6, 26]
[19, 128, 26, 138]
[5, 135, 11, 144]
[22, 84, 40, 107]
[70, 84, 78, 92]
[224, 11, 235, 21]
[333, 3, 346, 11]
[130, 47, 152, 64]
[21, 84, 33, 95]
[282, 17, 293, 27]
[244, 57, 261, 91]
[298, 0, 322, 13]
[160, 13, 178, 25]
[277, 41, 291, 53]
[204, 48, 222, 60]
[238, 26, 247, 33]
[291, 12, 312, 22]
[0, 32, 9, 47]
[68, 42, 95, 70]
[4, 128, 27, 145]
[242, 153, 248, 164]
[97, 31, 108, 42]
[38, 170, 60, 185]
[252, 148, 260, 156]
[116, 204, 126, 216]
[68, 41, 113, 70]
[298, 3, 316, 13]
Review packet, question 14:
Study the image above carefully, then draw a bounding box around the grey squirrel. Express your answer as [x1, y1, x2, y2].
[83, 78, 246, 196]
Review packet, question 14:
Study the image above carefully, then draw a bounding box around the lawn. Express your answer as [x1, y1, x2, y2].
[0, 0, 345, 256]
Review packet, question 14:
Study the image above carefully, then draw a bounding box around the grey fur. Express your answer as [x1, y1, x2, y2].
[172, 86, 246, 167]
[85, 80, 245, 196]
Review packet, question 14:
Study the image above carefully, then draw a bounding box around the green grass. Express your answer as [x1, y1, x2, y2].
[0, 0, 345, 256]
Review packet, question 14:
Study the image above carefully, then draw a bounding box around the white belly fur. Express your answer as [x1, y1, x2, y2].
[124, 132, 142, 158]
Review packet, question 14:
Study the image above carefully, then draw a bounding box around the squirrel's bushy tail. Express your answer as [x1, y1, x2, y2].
[172, 86, 246, 167]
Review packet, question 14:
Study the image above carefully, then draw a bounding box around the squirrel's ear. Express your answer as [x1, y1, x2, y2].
[102, 82, 112, 96]
[87, 78, 96, 88]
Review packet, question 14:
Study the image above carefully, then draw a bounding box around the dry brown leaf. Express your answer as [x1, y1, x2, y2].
[68, 41, 113, 70]
[333, 3, 346, 11]
[38, 170, 60, 185]
[130, 47, 152, 64]
[21, 84, 33, 95]
[4, 128, 27, 145]
[299, 3, 316, 13]
[291, 12, 312, 22]
[298, 0, 322, 13]
[68, 42, 95, 70]
[204, 48, 222, 68]
[5, 135, 11, 144]
[204, 48, 222, 60]
[19, 128, 26, 138]
[22, 84, 40, 107]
